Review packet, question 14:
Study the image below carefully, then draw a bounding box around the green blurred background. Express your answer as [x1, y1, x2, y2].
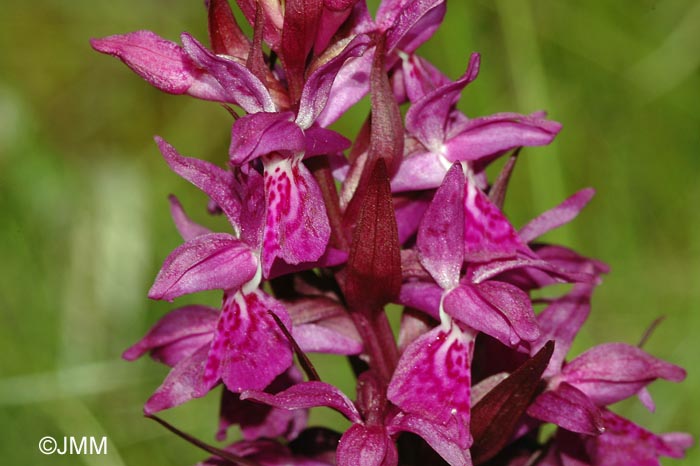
[1, 0, 698, 464]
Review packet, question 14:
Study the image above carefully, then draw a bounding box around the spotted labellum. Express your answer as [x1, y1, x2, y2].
[93, 0, 691, 464]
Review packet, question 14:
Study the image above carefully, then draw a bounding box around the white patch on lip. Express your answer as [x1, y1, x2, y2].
[242, 258, 262, 294]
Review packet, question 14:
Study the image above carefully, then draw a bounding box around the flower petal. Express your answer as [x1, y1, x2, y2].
[466, 255, 600, 289]
[589, 410, 693, 463]
[241, 381, 362, 424]
[444, 112, 562, 163]
[123, 305, 218, 365]
[148, 233, 258, 301]
[388, 413, 473, 465]
[393, 191, 431, 244]
[203, 289, 293, 393]
[398, 280, 442, 320]
[405, 54, 480, 150]
[390, 149, 452, 192]
[180, 33, 275, 113]
[387, 323, 475, 447]
[519, 188, 595, 243]
[262, 156, 331, 276]
[383, 0, 446, 54]
[168, 195, 212, 241]
[303, 126, 351, 157]
[297, 34, 371, 129]
[229, 112, 305, 166]
[90, 30, 225, 100]
[156, 137, 242, 229]
[144, 344, 210, 414]
[463, 174, 526, 262]
[443, 281, 539, 347]
[337, 424, 397, 466]
[532, 284, 595, 377]
[316, 51, 373, 127]
[417, 162, 465, 289]
[561, 343, 686, 407]
[528, 382, 605, 435]
[293, 320, 363, 355]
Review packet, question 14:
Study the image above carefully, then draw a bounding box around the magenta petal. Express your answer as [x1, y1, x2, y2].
[405, 53, 480, 150]
[293, 321, 363, 355]
[519, 188, 595, 243]
[398, 281, 442, 320]
[463, 175, 526, 262]
[384, 0, 445, 54]
[443, 281, 539, 347]
[156, 137, 241, 228]
[203, 289, 293, 393]
[532, 284, 594, 377]
[388, 413, 473, 465]
[528, 382, 604, 435]
[534, 244, 610, 278]
[417, 162, 465, 289]
[297, 34, 371, 129]
[590, 410, 693, 463]
[303, 126, 351, 157]
[387, 323, 474, 447]
[123, 305, 218, 365]
[393, 192, 431, 244]
[267, 246, 348, 278]
[316, 51, 373, 127]
[168, 195, 212, 241]
[144, 345, 210, 414]
[637, 387, 656, 412]
[90, 31, 223, 99]
[444, 112, 562, 162]
[284, 295, 347, 325]
[180, 33, 275, 113]
[467, 255, 599, 289]
[229, 112, 305, 165]
[391, 149, 452, 192]
[561, 343, 686, 407]
[399, 54, 452, 103]
[149, 334, 213, 368]
[337, 424, 397, 466]
[241, 381, 362, 424]
[148, 233, 257, 301]
[261, 157, 330, 277]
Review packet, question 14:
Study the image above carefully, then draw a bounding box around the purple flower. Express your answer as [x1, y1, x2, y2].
[392, 54, 562, 192]
[94, 1, 691, 464]
[538, 412, 692, 466]
[241, 375, 473, 466]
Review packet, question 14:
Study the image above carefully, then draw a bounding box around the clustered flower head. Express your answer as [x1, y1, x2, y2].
[92, 1, 692, 464]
